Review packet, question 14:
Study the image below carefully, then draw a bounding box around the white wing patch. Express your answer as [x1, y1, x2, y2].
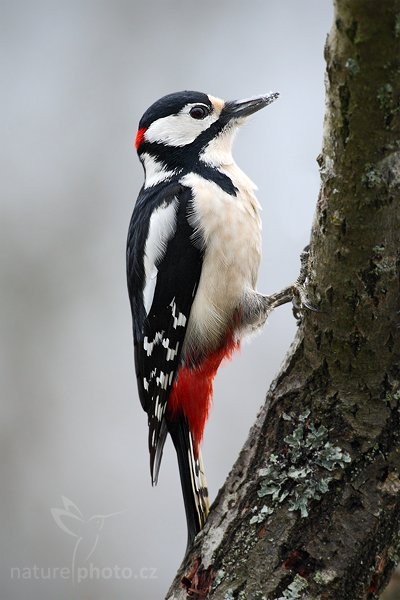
[143, 199, 178, 314]
[143, 266, 158, 315]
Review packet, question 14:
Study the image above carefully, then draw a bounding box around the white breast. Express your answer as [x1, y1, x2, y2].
[181, 168, 262, 354]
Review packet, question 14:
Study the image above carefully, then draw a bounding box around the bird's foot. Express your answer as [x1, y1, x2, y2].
[291, 245, 318, 323]
[261, 245, 317, 323]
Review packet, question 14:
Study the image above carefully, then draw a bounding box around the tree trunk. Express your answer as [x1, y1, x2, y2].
[166, 1, 400, 598]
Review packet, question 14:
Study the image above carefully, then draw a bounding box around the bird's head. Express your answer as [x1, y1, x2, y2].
[135, 90, 279, 185]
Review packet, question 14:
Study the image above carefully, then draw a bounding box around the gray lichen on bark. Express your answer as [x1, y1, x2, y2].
[167, 1, 400, 598]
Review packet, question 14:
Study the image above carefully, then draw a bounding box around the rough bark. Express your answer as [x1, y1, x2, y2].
[167, 1, 400, 598]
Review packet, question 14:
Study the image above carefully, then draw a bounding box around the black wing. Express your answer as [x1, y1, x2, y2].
[127, 181, 203, 483]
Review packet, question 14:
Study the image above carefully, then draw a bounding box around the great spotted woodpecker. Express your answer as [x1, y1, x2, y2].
[127, 90, 302, 549]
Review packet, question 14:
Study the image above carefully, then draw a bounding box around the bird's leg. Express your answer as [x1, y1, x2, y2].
[240, 286, 294, 331]
[240, 245, 316, 330]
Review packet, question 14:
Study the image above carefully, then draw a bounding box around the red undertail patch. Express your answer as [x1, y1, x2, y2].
[168, 335, 239, 456]
[135, 127, 147, 151]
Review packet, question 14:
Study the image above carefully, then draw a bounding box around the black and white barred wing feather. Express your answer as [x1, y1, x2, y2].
[127, 183, 203, 484]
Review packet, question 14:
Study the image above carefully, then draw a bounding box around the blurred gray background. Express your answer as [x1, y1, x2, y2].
[1, 1, 332, 598]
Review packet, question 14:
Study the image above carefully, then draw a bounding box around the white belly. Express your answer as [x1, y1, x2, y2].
[180, 169, 262, 354]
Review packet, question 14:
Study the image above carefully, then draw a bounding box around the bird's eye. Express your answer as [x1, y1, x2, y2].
[189, 105, 210, 120]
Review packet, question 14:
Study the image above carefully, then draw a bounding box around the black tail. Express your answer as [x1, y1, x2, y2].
[168, 416, 210, 550]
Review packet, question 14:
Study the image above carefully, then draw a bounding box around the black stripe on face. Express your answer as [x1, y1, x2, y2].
[141, 142, 238, 196]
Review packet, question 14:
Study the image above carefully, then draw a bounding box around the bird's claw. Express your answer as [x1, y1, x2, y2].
[292, 283, 318, 323]
[292, 245, 319, 323]
[255, 246, 318, 325]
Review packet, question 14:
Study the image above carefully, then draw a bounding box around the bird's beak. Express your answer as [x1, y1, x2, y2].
[225, 92, 279, 119]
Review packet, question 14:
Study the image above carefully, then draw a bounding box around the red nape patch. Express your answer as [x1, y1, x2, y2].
[168, 335, 239, 455]
[135, 127, 147, 151]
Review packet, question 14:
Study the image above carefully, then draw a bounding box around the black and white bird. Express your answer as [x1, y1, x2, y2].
[127, 90, 286, 549]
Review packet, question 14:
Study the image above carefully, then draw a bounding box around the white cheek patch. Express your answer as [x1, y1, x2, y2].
[143, 199, 178, 313]
[145, 105, 219, 147]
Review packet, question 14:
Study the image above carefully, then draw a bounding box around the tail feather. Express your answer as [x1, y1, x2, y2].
[151, 418, 168, 485]
[168, 416, 209, 549]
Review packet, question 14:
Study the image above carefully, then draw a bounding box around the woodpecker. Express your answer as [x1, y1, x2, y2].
[127, 90, 286, 549]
